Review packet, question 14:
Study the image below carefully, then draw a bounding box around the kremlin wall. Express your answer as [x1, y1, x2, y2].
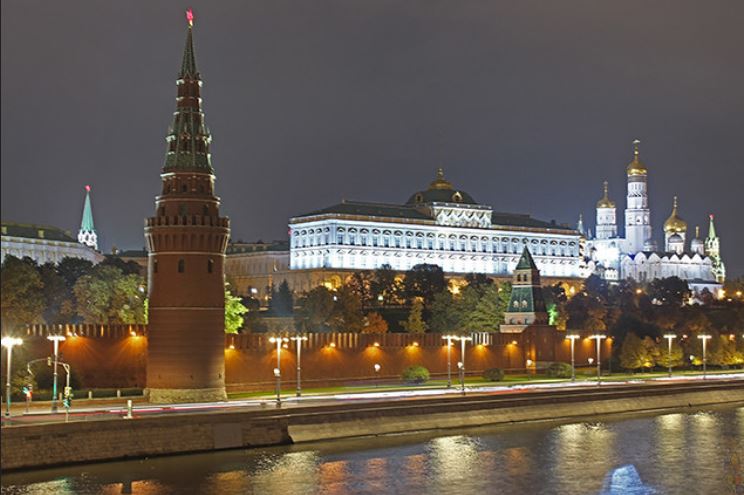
[18, 324, 610, 393]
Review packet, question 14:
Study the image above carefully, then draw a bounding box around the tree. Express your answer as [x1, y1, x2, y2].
[296, 286, 335, 332]
[403, 264, 445, 307]
[370, 264, 400, 306]
[225, 289, 249, 334]
[38, 263, 75, 324]
[619, 333, 653, 371]
[56, 257, 94, 289]
[269, 280, 294, 316]
[100, 255, 143, 276]
[429, 290, 460, 333]
[656, 338, 684, 369]
[73, 265, 146, 324]
[362, 312, 388, 334]
[0, 256, 45, 328]
[464, 273, 493, 293]
[329, 286, 364, 333]
[464, 284, 508, 333]
[648, 276, 691, 306]
[402, 299, 427, 334]
[585, 274, 609, 301]
[346, 271, 374, 310]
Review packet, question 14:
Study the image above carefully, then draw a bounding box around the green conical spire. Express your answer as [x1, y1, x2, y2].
[163, 11, 214, 174]
[707, 214, 717, 239]
[516, 246, 538, 270]
[81, 185, 95, 232]
[179, 19, 198, 79]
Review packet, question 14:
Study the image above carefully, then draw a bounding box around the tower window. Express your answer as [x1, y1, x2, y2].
[181, 184, 187, 192]
[208, 259, 214, 273]
[203, 205, 208, 216]
[178, 259, 185, 273]
[153, 260, 158, 274]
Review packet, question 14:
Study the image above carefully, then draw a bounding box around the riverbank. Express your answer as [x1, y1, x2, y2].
[2, 379, 743, 471]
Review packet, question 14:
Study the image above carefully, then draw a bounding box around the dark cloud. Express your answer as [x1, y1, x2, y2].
[2, 1, 742, 275]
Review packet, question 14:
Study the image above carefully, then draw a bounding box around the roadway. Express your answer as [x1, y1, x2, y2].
[3, 372, 742, 427]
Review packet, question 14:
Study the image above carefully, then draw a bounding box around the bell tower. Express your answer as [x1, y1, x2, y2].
[144, 10, 230, 403]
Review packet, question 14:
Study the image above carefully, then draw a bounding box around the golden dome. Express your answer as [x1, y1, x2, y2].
[596, 181, 615, 208]
[626, 139, 648, 176]
[429, 167, 454, 190]
[664, 196, 688, 233]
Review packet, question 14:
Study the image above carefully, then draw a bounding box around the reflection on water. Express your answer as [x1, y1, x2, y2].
[2, 405, 742, 495]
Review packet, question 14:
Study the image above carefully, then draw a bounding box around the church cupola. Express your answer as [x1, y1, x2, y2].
[664, 196, 687, 252]
[77, 184, 98, 250]
[690, 226, 705, 255]
[595, 181, 617, 240]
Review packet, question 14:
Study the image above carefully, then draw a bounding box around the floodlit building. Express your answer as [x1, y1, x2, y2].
[289, 168, 582, 279]
[582, 140, 724, 292]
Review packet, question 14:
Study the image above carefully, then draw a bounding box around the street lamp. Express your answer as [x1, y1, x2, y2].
[589, 334, 606, 385]
[566, 334, 580, 382]
[442, 335, 456, 387]
[374, 363, 381, 387]
[47, 334, 66, 413]
[2, 337, 23, 417]
[663, 334, 676, 378]
[290, 335, 308, 397]
[269, 336, 289, 403]
[698, 334, 712, 379]
[454, 336, 472, 394]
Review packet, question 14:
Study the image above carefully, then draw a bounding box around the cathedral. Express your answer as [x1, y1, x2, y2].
[580, 140, 725, 293]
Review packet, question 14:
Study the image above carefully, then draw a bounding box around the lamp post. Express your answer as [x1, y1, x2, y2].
[47, 335, 65, 413]
[269, 337, 288, 404]
[590, 334, 606, 385]
[442, 335, 455, 388]
[2, 337, 23, 417]
[698, 334, 712, 379]
[663, 334, 676, 378]
[566, 334, 580, 382]
[290, 335, 308, 397]
[454, 336, 472, 394]
[374, 363, 381, 387]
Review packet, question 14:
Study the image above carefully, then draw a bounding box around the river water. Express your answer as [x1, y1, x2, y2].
[2, 405, 743, 495]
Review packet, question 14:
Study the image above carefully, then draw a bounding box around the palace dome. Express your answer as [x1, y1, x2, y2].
[406, 168, 477, 205]
[663, 196, 687, 233]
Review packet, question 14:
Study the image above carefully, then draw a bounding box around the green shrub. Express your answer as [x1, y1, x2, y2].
[546, 362, 574, 378]
[401, 365, 430, 384]
[482, 368, 504, 381]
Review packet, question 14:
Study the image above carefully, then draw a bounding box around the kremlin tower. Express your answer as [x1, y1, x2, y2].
[78, 184, 98, 250]
[144, 11, 230, 403]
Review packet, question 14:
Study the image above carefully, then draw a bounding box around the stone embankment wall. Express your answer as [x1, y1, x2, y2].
[10, 325, 611, 391]
[2, 381, 743, 471]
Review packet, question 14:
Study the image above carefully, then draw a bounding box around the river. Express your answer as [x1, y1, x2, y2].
[2, 405, 743, 495]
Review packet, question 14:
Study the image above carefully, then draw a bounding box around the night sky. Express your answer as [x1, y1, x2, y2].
[2, 1, 742, 276]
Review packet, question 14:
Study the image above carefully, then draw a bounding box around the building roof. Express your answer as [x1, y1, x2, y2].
[299, 201, 432, 221]
[1, 221, 77, 243]
[515, 246, 538, 270]
[405, 168, 478, 205]
[227, 240, 289, 254]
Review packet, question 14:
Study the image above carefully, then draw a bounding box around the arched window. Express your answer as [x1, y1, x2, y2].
[208, 259, 214, 273]
[203, 205, 209, 216]
[153, 260, 158, 274]
[178, 259, 185, 273]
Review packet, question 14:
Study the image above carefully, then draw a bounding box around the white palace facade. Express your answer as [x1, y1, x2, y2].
[289, 169, 582, 280]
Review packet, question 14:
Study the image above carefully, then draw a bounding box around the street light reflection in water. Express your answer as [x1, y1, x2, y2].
[1, 406, 741, 495]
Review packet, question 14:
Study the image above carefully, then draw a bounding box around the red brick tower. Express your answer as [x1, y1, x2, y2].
[144, 11, 229, 403]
